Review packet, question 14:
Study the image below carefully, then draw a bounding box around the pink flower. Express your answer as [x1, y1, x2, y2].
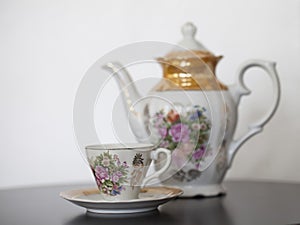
[200, 123, 207, 131]
[95, 166, 109, 180]
[169, 123, 190, 143]
[191, 123, 201, 131]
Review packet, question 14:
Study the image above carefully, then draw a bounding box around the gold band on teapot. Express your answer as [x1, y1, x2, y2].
[153, 50, 228, 91]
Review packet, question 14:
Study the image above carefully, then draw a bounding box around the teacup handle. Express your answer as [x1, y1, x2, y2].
[142, 148, 171, 187]
[227, 60, 281, 167]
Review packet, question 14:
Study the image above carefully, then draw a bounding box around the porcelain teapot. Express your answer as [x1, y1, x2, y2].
[103, 22, 280, 197]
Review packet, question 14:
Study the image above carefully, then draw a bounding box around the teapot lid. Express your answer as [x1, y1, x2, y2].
[154, 22, 227, 91]
[164, 22, 219, 63]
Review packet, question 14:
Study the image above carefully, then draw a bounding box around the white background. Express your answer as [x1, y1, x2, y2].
[0, 0, 299, 189]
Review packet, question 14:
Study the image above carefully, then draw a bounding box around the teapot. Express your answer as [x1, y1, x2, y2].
[103, 22, 280, 197]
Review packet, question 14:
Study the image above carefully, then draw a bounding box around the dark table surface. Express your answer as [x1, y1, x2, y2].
[1, 180, 300, 225]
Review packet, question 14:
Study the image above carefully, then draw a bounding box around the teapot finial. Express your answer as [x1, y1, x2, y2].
[181, 22, 197, 38]
[178, 22, 207, 51]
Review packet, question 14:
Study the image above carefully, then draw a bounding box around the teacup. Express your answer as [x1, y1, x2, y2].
[86, 143, 171, 201]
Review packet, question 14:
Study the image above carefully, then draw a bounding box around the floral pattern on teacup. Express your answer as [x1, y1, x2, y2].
[90, 151, 129, 196]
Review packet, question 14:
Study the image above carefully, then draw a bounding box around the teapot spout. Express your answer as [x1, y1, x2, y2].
[102, 62, 150, 142]
[103, 62, 141, 106]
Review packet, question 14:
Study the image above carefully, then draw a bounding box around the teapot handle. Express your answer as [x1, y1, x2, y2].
[227, 59, 281, 167]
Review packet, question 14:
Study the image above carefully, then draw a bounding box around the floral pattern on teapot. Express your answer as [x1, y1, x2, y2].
[151, 105, 211, 181]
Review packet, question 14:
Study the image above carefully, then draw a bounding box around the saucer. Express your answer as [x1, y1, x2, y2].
[60, 186, 183, 214]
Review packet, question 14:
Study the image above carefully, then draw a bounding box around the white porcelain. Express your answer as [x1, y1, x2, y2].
[60, 186, 183, 214]
[102, 22, 281, 197]
[86, 143, 171, 200]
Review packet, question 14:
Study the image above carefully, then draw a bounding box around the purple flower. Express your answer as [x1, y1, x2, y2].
[154, 114, 164, 128]
[158, 127, 167, 138]
[155, 113, 164, 119]
[95, 166, 109, 180]
[111, 171, 123, 183]
[190, 109, 203, 120]
[192, 146, 206, 160]
[116, 171, 123, 177]
[122, 161, 128, 168]
[112, 173, 120, 183]
[169, 123, 190, 143]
